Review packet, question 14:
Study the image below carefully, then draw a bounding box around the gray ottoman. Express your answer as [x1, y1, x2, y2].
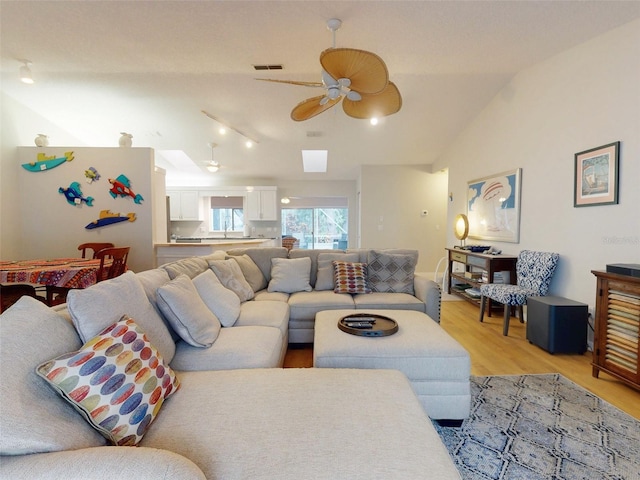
[314, 309, 471, 421]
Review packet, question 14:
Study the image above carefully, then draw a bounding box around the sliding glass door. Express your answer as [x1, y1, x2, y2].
[282, 207, 348, 250]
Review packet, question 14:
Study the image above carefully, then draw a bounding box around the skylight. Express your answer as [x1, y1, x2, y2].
[302, 150, 327, 173]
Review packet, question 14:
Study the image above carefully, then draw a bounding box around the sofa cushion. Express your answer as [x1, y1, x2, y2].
[228, 254, 267, 292]
[367, 250, 417, 294]
[226, 247, 288, 282]
[268, 257, 313, 293]
[353, 292, 426, 312]
[156, 275, 221, 348]
[192, 270, 241, 327]
[0, 297, 106, 455]
[207, 259, 255, 302]
[67, 271, 176, 363]
[162, 256, 211, 280]
[253, 290, 290, 302]
[288, 290, 355, 321]
[135, 268, 179, 341]
[288, 249, 336, 286]
[316, 252, 360, 290]
[235, 300, 290, 340]
[170, 326, 283, 371]
[36, 315, 180, 446]
[333, 261, 371, 294]
[141, 368, 460, 480]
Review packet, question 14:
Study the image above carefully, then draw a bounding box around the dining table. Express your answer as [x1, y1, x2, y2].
[0, 257, 108, 290]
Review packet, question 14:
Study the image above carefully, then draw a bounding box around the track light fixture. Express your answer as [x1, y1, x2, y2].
[20, 61, 34, 84]
[201, 110, 259, 146]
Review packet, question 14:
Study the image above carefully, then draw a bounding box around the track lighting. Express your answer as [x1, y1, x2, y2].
[20, 61, 34, 84]
[201, 110, 259, 146]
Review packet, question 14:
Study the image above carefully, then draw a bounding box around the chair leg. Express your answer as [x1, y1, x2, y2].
[519, 305, 524, 323]
[479, 296, 486, 322]
[503, 304, 511, 336]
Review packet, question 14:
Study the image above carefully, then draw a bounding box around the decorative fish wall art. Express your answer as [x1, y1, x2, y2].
[85, 210, 136, 230]
[59, 181, 94, 206]
[109, 174, 144, 204]
[22, 151, 74, 172]
[84, 167, 101, 183]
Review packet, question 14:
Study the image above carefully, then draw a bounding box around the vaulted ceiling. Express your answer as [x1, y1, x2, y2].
[2, 1, 638, 183]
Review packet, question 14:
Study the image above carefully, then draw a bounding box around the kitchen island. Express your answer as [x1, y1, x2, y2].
[155, 238, 278, 266]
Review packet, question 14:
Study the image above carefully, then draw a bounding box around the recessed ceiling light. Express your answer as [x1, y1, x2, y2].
[302, 150, 328, 173]
[370, 117, 379, 126]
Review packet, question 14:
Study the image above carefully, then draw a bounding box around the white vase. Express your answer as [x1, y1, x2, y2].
[119, 132, 133, 147]
[34, 134, 49, 147]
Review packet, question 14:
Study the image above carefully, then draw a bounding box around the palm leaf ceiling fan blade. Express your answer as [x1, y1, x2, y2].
[320, 48, 389, 95]
[342, 82, 402, 119]
[291, 95, 341, 122]
[255, 78, 323, 88]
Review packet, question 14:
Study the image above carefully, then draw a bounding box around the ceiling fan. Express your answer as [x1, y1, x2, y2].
[257, 18, 402, 122]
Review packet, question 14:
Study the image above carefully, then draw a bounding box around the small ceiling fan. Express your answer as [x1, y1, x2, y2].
[257, 18, 402, 122]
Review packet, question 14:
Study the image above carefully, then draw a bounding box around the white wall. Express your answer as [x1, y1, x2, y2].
[434, 19, 640, 309]
[359, 165, 448, 272]
[14, 147, 158, 272]
[1, 93, 87, 259]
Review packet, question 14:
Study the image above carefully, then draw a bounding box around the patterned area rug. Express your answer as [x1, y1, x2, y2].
[433, 374, 640, 480]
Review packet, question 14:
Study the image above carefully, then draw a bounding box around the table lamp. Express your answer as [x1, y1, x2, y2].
[454, 213, 469, 247]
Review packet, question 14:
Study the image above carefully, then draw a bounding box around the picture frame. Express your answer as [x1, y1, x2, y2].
[467, 168, 522, 243]
[574, 141, 620, 207]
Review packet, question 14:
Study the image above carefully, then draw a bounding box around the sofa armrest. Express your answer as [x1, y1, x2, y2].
[0, 446, 206, 480]
[414, 274, 441, 322]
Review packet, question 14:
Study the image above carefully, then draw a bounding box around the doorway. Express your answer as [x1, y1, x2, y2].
[281, 203, 348, 250]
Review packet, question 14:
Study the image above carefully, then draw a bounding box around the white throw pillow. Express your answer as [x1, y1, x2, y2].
[156, 274, 221, 348]
[228, 254, 267, 292]
[1, 297, 106, 455]
[192, 270, 241, 327]
[67, 271, 176, 363]
[207, 259, 255, 302]
[267, 257, 312, 293]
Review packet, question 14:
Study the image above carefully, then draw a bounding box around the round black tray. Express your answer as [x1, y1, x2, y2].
[338, 313, 398, 337]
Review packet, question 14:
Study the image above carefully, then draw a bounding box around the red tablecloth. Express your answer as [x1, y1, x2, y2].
[0, 258, 106, 289]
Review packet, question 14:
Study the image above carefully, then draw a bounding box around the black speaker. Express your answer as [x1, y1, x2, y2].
[526, 296, 588, 354]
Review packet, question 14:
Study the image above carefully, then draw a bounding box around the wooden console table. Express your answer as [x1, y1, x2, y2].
[591, 270, 640, 391]
[446, 247, 517, 315]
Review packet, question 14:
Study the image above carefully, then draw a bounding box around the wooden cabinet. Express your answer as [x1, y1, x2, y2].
[591, 270, 640, 391]
[168, 190, 202, 221]
[446, 247, 517, 314]
[246, 189, 277, 221]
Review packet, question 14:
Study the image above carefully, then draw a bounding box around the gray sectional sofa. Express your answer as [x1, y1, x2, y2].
[0, 247, 461, 479]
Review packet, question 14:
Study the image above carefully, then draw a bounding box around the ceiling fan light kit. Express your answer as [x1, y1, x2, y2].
[257, 18, 401, 122]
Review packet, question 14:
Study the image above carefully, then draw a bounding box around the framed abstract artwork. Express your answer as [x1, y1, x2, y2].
[574, 141, 619, 207]
[467, 168, 522, 243]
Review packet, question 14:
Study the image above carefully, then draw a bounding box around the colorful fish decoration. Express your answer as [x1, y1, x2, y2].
[85, 210, 137, 230]
[84, 167, 100, 183]
[22, 151, 74, 172]
[109, 174, 144, 204]
[59, 181, 94, 206]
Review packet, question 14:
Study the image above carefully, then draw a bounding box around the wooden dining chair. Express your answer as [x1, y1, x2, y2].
[95, 247, 130, 282]
[1, 283, 47, 313]
[45, 242, 114, 305]
[78, 242, 115, 259]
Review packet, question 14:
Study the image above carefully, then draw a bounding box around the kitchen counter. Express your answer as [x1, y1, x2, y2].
[154, 238, 279, 266]
[156, 238, 274, 246]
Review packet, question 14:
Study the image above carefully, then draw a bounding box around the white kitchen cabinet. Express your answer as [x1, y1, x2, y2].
[246, 189, 277, 221]
[168, 190, 202, 221]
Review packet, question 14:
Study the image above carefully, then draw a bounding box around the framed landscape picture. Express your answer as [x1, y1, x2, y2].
[574, 141, 620, 207]
[467, 168, 522, 243]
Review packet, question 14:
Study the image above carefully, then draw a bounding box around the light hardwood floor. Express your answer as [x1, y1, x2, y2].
[283, 300, 640, 420]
